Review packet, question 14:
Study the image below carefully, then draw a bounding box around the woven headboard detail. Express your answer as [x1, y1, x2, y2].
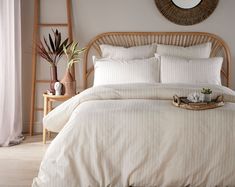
[83, 32, 231, 89]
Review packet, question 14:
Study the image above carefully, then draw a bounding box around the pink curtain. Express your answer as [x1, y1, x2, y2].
[0, 0, 23, 146]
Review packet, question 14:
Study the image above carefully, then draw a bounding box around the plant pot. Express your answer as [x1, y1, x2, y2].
[61, 70, 76, 96]
[202, 94, 212, 102]
[50, 65, 58, 94]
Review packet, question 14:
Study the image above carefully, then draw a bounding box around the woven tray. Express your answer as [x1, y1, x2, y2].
[172, 95, 224, 110]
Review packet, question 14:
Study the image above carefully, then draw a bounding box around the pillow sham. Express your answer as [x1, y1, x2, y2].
[93, 57, 160, 86]
[100, 44, 157, 60]
[156, 42, 212, 59]
[160, 56, 223, 85]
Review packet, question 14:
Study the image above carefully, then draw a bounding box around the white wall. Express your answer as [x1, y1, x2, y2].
[21, 0, 235, 132]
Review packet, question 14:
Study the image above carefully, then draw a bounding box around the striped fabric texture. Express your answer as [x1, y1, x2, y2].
[160, 56, 223, 85]
[156, 42, 212, 59]
[33, 83, 235, 187]
[100, 44, 157, 60]
[93, 57, 160, 86]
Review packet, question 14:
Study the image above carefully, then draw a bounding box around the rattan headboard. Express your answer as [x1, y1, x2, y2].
[83, 32, 231, 89]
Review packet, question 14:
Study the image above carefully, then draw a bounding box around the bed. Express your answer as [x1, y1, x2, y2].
[32, 32, 235, 187]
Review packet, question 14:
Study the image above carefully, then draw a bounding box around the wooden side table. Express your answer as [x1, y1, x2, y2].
[43, 94, 72, 144]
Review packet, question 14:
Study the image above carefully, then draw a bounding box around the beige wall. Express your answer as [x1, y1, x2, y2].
[21, 0, 235, 132]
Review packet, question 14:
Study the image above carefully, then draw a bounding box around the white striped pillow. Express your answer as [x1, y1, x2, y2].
[160, 56, 223, 85]
[93, 57, 160, 86]
[157, 42, 212, 59]
[100, 44, 157, 60]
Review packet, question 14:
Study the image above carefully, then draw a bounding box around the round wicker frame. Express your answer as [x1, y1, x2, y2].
[155, 0, 219, 26]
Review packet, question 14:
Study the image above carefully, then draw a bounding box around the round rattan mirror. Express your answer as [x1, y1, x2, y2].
[155, 0, 219, 25]
[172, 0, 202, 9]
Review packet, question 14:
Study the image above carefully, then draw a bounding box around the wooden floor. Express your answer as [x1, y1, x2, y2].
[0, 135, 52, 187]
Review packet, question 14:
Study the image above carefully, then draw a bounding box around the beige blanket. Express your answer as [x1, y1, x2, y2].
[33, 83, 235, 187]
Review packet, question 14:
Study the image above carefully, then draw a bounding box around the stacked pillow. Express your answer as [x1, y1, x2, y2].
[92, 42, 223, 86]
[93, 57, 160, 86]
[93, 44, 159, 86]
[160, 56, 222, 85]
[100, 44, 157, 60]
[156, 42, 212, 59]
[156, 43, 223, 85]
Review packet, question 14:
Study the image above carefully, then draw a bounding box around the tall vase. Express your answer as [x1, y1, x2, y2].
[50, 65, 58, 94]
[61, 69, 76, 96]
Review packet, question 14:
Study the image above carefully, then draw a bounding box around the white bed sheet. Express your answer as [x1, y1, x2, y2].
[33, 83, 235, 187]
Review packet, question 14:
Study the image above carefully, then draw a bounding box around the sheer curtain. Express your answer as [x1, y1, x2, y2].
[0, 0, 23, 146]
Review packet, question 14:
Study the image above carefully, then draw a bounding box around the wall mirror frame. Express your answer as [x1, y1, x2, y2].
[155, 0, 219, 26]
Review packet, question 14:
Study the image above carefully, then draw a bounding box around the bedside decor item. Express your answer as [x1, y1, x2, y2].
[61, 42, 86, 96]
[187, 92, 201, 103]
[37, 29, 70, 94]
[60, 70, 75, 96]
[46, 90, 53, 95]
[201, 88, 213, 102]
[155, 0, 219, 25]
[173, 95, 224, 110]
[54, 82, 62, 96]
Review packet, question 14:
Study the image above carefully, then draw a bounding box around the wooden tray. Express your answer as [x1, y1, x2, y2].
[172, 95, 224, 110]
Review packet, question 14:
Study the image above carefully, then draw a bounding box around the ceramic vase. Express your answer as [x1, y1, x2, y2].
[50, 65, 58, 94]
[61, 69, 76, 96]
[202, 94, 212, 102]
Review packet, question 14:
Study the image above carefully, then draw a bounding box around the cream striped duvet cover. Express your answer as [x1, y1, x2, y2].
[33, 83, 235, 187]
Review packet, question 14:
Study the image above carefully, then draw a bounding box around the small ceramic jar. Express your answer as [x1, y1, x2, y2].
[202, 94, 212, 102]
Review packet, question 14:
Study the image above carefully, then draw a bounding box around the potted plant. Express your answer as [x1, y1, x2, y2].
[37, 29, 70, 94]
[61, 42, 86, 96]
[201, 88, 212, 102]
